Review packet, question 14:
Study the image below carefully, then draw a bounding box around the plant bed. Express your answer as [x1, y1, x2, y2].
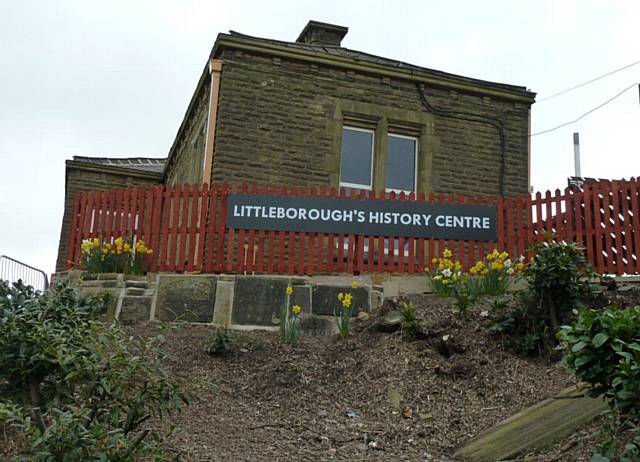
[133, 294, 580, 461]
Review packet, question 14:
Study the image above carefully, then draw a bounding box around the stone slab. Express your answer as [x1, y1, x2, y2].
[232, 277, 288, 326]
[291, 285, 312, 315]
[118, 296, 152, 325]
[453, 385, 607, 461]
[213, 280, 234, 326]
[312, 285, 369, 316]
[299, 316, 338, 336]
[155, 275, 217, 323]
[75, 287, 120, 322]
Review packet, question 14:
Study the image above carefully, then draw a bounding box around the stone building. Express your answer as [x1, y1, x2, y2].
[56, 20, 535, 271]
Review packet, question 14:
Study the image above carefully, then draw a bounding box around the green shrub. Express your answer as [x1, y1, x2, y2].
[559, 306, 640, 418]
[0, 280, 188, 461]
[451, 274, 483, 318]
[401, 302, 418, 337]
[559, 305, 640, 461]
[207, 326, 238, 355]
[527, 240, 596, 331]
[488, 291, 548, 355]
[488, 240, 595, 355]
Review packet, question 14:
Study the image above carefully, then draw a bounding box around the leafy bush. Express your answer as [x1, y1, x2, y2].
[559, 306, 640, 417]
[0, 280, 188, 461]
[528, 240, 596, 331]
[489, 241, 595, 355]
[207, 326, 238, 355]
[488, 291, 549, 355]
[559, 306, 640, 461]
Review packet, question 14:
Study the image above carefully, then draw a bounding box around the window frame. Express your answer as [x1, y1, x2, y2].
[385, 132, 418, 195]
[339, 125, 375, 191]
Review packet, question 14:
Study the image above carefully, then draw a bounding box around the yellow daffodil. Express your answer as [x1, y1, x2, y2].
[351, 280, 359, 289]
[431, 257, 438, 264]
[291, 305, 301, 315]
[443, 249, 452, 258]
[286, 285, 293, 295]
[442, 279, 449, 285]
[338, 292, 344, 300]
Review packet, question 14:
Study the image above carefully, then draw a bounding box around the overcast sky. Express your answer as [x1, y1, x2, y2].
[1, 0, 638, 276]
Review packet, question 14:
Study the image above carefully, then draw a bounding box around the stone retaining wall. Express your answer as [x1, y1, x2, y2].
[53, 271, 413, 333]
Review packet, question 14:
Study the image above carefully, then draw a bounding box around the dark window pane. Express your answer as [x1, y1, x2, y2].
[340, 127, 373, 187]
[386, 135, 416, 192]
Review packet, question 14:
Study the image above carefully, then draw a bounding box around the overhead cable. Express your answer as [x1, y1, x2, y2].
[531, 82, 638, 137]
[537, 59, 640, 103]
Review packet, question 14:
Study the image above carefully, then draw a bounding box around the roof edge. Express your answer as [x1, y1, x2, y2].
[163, 61, 212, 181]
[66, 159, 163, 181]
[212, 33, 536, 103]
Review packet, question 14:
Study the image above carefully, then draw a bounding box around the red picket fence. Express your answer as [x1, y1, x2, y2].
[66, 179, 640, 276]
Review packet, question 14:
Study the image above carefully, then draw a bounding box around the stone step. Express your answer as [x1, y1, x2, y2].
[79, 280, 119, 289]
[125, 287, 148, 296]
[125, 280, 149, 289]
[453, 385, 607, 462]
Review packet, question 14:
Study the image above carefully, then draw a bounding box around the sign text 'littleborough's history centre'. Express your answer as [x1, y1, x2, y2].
[227, 193, 497, 241]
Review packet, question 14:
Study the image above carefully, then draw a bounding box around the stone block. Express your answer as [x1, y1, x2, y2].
[291, 285, 312, 315]
[119, 296, 152, 325]
[232, 277, 288, 326]
[213, 280, 234, 326]
[371, 289, 383, 311]
[155, 275, 217, 323]
[80, 280, 119, 289]
[299, 316, 338, 337]
[97, 273, 120, 281]
[125, 280, 148, 289]
[126, 287, 146, 296]
[312, 285, 369, 316]
[76, 287, 120, 322]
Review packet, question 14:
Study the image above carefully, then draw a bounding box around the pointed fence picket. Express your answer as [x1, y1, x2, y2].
[66, 178, 640, 276]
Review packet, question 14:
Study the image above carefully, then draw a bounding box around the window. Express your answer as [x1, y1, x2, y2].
[339, 126, 374, 190]
[386, 134, 417, 193]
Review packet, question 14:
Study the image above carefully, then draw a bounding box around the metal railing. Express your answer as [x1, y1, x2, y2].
[0, 255, 49, 291]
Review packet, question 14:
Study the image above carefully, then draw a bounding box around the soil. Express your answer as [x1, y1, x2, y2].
[152, 294, 580, 461]
[5, 288, 635, 461]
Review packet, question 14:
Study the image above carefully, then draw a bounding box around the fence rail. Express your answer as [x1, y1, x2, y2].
[66, 179, 640, 276]
[0, 255, 50, 291]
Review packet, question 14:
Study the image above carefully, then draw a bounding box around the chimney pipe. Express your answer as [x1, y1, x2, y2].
[573, 132, 581, 178]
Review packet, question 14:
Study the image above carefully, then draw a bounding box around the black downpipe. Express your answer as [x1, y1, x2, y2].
[416, 84, 507, 196]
